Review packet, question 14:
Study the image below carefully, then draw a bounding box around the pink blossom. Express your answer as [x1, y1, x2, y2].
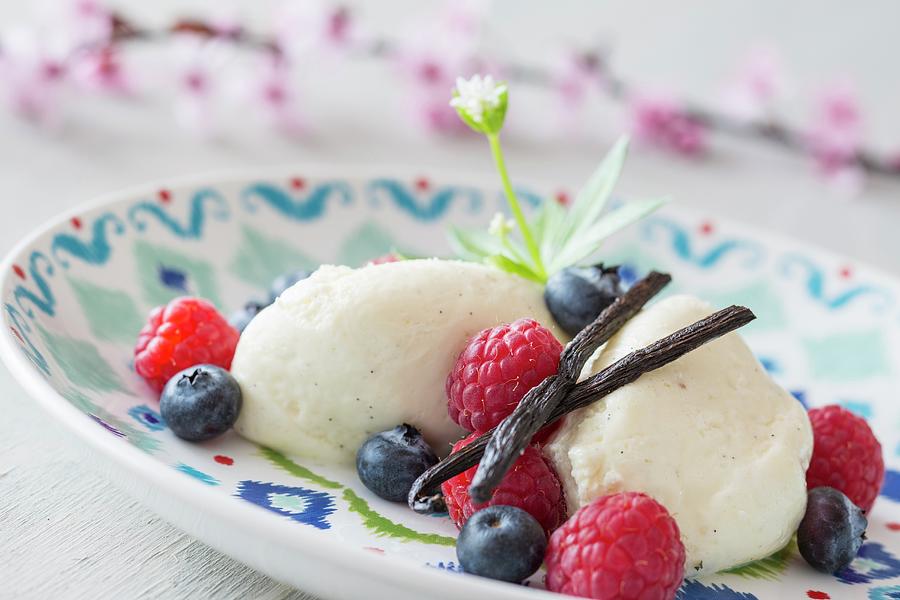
[0, 27, 70, 127]
[408, 91, 470, 134]
[274, 0, 355, 61]
[169, 37, 236, 136]
[630, 93, 707, 156]
[392, 1, 488, 134]
[436, 0, 492, 37]
[174, 68, 214, 135]
[807, 83, 863, 186]
[208, 16, 243, 41]
[396, 44, 481, 134]
[719, 45, 786, 121]
[67, 0, 113, 46]
[252, 58, 303, 137]
[553, 49, 605, 132]
[556, 51, 604, 108]
[72, 46, 131, 93]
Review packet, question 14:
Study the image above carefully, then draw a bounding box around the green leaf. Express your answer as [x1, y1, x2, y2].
[533, 199, 567, 260]
[486, 254, 544, 282]
[548, 197, 668, 272]
[447, 227, 502, 262]
[556, 137, 630, 248]
[449, 133, 663, 284]
[450, 225, 542, 280]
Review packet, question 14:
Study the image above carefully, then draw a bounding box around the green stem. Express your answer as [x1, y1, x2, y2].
[487, 133, 545, 279]
[497, 228, 529, 267]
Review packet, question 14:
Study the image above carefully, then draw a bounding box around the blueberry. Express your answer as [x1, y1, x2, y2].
[798, 486, 867, 573]
[356, 424, 438, 502]
[228, 300, 268, 334]
[544, 264, 625, 336]
[160, 365, 242, 442]
[269, 269, 312, 303]
[456, 505, 547, 583]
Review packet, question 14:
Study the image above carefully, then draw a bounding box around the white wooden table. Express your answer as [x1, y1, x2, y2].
[2, 1, 899, 597]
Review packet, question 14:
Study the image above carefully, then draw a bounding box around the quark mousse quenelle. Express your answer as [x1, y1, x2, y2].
[231, 259, 566, 464]
[546, 295, 813, 574]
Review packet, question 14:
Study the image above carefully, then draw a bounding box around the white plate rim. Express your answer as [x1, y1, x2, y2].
[2, 165, 898, 599]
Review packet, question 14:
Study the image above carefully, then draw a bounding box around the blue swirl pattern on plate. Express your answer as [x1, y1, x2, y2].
[642, 217, 764, 269]
[780, 254, 893, 312]
[367, 179, 481, 220]
[242, 181, 352, 220]
[51, 213, 126, 268]
[129, 189, 229, 238]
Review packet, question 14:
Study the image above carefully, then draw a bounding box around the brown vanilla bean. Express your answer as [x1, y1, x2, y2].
[408, 271, 670, 511]
[560, 271, 672, 377]
[408, 303, 755, 513]
[553, 305, 755, 421]
[468, 271, 671, 503]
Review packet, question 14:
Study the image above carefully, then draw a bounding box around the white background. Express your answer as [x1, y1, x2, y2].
[1, 1, 898, 598]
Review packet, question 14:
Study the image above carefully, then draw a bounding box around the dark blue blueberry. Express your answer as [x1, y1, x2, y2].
[544, 263, 625, 336]
[798, 486, 867, 573]
[356, 424, 438, 502]
[456, 505, 547, 583]
[269, 269, 312, 303]
[160, 365, 242, 442]
[229, 301, 267, 334]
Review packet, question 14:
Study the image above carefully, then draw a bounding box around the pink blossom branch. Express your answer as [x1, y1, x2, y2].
[3, 5, 899, 180]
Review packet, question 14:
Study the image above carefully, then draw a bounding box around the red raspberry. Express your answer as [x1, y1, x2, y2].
[806, 405, 884, 512]
[546, 492, 685, 600]
[134, 297, 239, 393]
[446, 318, 563, 439]
[441, 432, 565, 535]
[368, 253, 399, 265]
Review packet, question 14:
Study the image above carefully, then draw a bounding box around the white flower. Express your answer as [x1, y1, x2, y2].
[488, 212, 515, 237]
[449, 74, 508, 134]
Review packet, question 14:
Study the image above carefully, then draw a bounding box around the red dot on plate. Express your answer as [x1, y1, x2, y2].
[839, 266, 853, 279]
[9, 327, 24, 344]
[213, 455, 234, 466]
[12, 265, 25, 280]
[887, 522, 900, 531]
[71, 217, 83, 230]
[363, 547, 385, 554]
[555, 190, 571, 206]
[414, 177, 430, 192]
[807, 591, 830, 600]
[290, 177, 306, 191]
[699, 221, 715, 235]
[158, 189, 172, 203]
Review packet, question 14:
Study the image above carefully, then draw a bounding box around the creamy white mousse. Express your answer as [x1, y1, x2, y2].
[546, 295, 812, 575]
[232, 259, 565, 464]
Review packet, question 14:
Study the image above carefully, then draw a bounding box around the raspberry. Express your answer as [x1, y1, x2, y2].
[368, 253, 399, 265]
[446, 318, 562, 439]
[806, 405, 884, 512]
[441, 432, 565, 535]
[134, 297, 239, 393]
[546, 492, 685, 600]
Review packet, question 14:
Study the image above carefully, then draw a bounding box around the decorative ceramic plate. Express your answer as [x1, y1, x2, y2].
[2, 168, 899, 600]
